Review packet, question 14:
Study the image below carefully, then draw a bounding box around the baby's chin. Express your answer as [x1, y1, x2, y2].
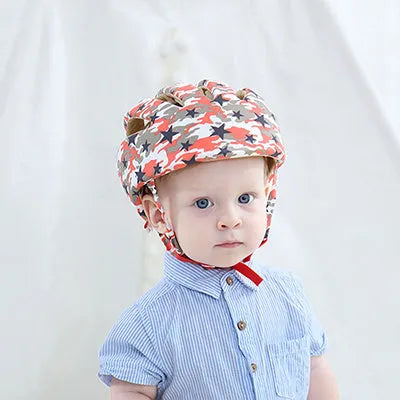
[186, 250, 250, 268]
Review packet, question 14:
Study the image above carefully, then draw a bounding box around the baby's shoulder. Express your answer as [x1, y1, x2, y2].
[134, 277, 177, 309]
[254, 262, 311, 318]
[114, 278, 179, 339]
[255, 262, 303, 292]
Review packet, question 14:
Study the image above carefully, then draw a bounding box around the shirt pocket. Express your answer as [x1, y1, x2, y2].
[266, 334, 310, 399]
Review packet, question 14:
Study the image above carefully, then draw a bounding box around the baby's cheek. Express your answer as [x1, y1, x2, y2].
[248, 211, 267, 232]
[173, 214, 198, 239]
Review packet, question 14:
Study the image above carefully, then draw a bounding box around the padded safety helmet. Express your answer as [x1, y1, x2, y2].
[117, 79, 286, 283]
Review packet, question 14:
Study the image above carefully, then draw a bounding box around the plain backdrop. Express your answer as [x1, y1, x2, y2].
[1, 1, 399, 399]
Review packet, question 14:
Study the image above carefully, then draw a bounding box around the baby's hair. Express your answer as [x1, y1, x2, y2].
[138, 157, 276, 199]
[264, 157, 276, 183]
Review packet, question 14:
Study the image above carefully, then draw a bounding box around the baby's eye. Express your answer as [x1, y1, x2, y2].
[238, 193, 254, 204]
[194, 198, 212, 209]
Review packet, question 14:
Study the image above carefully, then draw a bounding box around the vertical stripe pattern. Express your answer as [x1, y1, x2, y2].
[98, 251, 327, 399]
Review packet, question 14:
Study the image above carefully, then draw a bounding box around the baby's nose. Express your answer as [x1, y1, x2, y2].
[217, 216, 242, 230]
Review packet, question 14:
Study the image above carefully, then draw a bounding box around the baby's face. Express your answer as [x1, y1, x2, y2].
[157, 157, 269, 268]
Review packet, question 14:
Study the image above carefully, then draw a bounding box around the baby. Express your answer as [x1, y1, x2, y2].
[98, 79, 339, 399]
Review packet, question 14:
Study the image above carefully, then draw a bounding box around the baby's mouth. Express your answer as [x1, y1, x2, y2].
[215, 241, 243, 248]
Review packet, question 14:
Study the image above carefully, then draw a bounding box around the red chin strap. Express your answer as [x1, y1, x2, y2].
[171, 251, 264, 286]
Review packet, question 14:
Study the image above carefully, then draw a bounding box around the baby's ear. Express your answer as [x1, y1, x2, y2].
[141, 194, 168, 234]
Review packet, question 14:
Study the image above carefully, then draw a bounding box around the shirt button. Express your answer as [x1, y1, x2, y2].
[237, 320, 247, 330]
[251, 363, 257, 372]
[226, 276, 234, 285]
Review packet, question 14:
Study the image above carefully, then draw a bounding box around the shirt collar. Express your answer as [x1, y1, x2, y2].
[164, 250, 263, 299]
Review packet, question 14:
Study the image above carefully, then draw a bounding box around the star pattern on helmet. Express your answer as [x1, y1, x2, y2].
[270, 150, 281, 158]
[218, 145, 231, 157]
[185, 108, 199, 118]
[213, 94, 228, 106]
[245, 134, 256, 144]
[142, 140, 150, 152]
[160, 126, 179, 143]
[153, 163, 162, 174]
[180, 140, 192, 151]
[150, 113, 159, 123]
[182, 155, 197, 165]
[138, 103, 146, 111]
[232, 110, 244, 120]
[254, 113, 269, 127]
[135, 166, 145, 182]
[128, 134, 136, 146]
[210, 123, 230, 139]
[122, 159, 128, 167]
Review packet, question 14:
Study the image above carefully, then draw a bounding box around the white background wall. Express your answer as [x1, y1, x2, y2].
[1, 1, 399, 398]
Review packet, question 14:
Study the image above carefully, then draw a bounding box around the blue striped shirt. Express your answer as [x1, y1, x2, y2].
[98, 250, 327, 399]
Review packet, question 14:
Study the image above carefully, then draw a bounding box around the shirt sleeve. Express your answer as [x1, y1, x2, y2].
[287, 271, 328, 357]
[98, 304, 166, 387]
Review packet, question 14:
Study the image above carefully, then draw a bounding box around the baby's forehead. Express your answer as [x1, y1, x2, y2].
[164, 158, 265, 190]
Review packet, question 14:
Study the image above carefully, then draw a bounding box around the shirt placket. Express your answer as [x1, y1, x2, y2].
[221, 272, 267, 400]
